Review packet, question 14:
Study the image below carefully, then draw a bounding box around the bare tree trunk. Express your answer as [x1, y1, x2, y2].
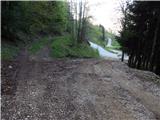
[80, 1, 86, 42]
[102, 26, 105, 41]
[74, 0, 78, 44]
[69, 0, 88, 44]
[77, 1, 83, 43]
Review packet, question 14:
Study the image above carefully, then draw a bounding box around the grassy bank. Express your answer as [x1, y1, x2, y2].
[51, 35, 99, 58]
[1, 43, 19, 60]
[110, 38, 121, 50]
[88, 24, 121, 51]
[2, 35, 99, 60]
[88, 24, 106, 47]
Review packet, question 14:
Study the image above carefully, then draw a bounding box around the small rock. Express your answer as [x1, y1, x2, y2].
[17, 111, 21, 115]
[8, 65, 13, 69]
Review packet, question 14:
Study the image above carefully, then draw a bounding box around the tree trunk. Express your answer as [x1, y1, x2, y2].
[77, 1, 83, 43]
[121, 51, 124, 62]
[149, 12, 160, 71]
[102, 26, 105, 41]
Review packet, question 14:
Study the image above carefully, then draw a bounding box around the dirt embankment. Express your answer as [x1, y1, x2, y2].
[1, 59, 160, 120]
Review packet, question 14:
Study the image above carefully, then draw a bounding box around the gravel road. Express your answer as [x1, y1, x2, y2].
[2, 59, 160, 120]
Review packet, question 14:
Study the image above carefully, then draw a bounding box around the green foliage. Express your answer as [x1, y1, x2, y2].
[119, 1, 160, 75]
[88, 23, 121, 51]
[28, 37, 49, 54]
[106, 32, 115, 40]
[51, 35, 72, 57]
[109, 40, 121, 50]
[69, 44, 99, 58]
[105, 47, 118, 54]
[2, 1, 100, 59]
[1, 44, 19, 60]
[108, 46, 121, 50]
[105, 31, 121, 49]
[88, 24, 106, 47]
[2, 1, 69, 43]
[51, 35, 99, 58]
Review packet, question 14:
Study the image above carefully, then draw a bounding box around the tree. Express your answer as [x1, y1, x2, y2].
[99, 25, 105, 42]
[118, 0, 131, 62]
[2, 1, 69, 43]
[68, 0, 89, 44]
[119, 1, 160, 75]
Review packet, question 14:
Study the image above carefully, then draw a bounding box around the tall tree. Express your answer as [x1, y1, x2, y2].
[2, 1, 69, 43]
[119, 1, 160, 75]
[99, 24, 105, 42]
[68, 0, 89, 44]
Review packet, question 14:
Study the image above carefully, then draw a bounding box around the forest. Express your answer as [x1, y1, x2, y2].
[1, 1, 100, 59]
[118, 1, 160, 75]
[2, 1, 160, 119]
[1, 1, 160, 75]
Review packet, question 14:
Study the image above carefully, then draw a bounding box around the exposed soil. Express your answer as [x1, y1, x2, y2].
[29, 46, 52, 61]
[1, 61, 19, 95]
[1, 58, 160, 120]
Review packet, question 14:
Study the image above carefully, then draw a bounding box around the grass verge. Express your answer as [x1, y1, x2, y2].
[1, 44, 19, 60]
[111, 39, 121, 50]
[51, 35, 99, 58]
[105, 47, 118, 54]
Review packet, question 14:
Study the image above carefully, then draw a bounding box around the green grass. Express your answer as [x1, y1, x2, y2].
[28, 37, 49, 54]
[107, 45, 121, 50]
[88, 24, 121, 51]
[51, 35, 99, 58]
[111, 39, 121, 49]
[105, 47, 120, 54]
[68, 44, 99, 58]
[91, 38, 106, 48]
[88, 25, 106, 47]
[1, 44, 19, 60]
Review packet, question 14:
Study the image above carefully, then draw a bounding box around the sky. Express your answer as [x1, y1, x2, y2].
[88, 0, 123, 34]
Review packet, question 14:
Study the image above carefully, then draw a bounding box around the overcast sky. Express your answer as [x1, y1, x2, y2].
[88, 0, 123, 34]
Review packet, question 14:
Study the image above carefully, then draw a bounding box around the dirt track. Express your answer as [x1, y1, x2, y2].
[2, 59, 160, 120]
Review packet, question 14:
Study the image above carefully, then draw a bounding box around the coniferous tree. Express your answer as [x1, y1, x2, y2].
[119, 1, 160, 75]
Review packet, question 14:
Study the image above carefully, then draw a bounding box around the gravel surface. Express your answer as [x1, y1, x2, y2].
[1, 59, 160, 120]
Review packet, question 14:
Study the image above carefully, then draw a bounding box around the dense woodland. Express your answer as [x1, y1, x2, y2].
[2, 1, 95, 44]
[2, 1, 69, 43]
[2, 1, 160, 75]
[1, 1, 100, 59]
[118, 1, 160, 75]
